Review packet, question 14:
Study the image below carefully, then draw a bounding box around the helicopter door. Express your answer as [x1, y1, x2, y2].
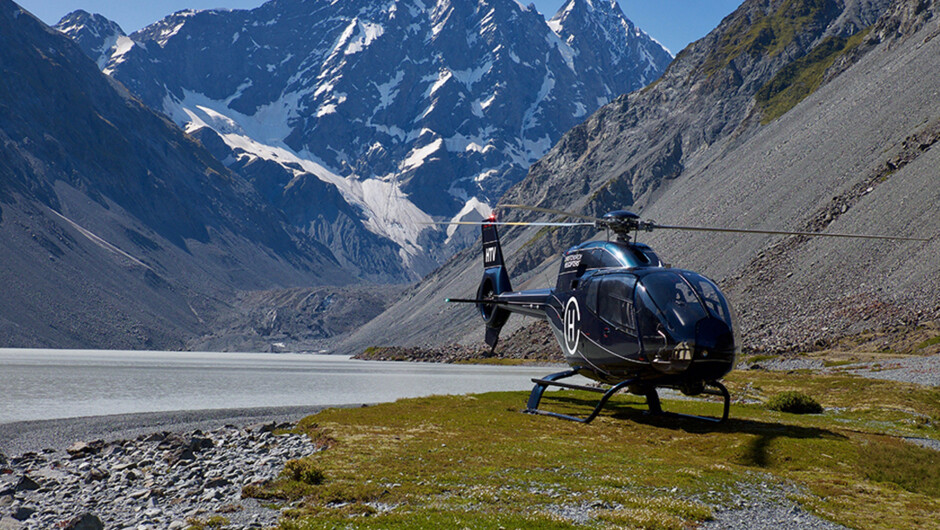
[593, 274, 640, 359]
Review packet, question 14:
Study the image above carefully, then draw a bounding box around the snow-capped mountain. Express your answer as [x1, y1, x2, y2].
[57, 0, 671, 279]
[53, 9, 126, 69]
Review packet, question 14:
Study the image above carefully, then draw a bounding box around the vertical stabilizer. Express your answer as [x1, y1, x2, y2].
[477, 220, 512, 350]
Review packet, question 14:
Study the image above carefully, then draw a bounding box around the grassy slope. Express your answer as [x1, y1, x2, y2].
[247, 368, 940, 529]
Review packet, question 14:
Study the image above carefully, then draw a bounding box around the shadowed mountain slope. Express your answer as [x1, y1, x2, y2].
[0, 1, 347, 349]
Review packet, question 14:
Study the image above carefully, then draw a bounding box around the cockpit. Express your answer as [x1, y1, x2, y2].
[587, 269, 738, 376]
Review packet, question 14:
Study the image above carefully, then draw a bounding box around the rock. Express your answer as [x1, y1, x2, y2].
[83, 468, 109, 483]
[67, 440, 105, 459]
[0, 422, 320, 529]
[205, 476, 230, 489]
[189, 436, 213, 452]
[246, 421, 277, 434]
[61, 513, 104, 530]
[165, 448, 195, 467]
[11, 506, 35, 521]
[14, 476, 39, 492]
[0, 516, 24, 530]
[144, 432, 167, 443]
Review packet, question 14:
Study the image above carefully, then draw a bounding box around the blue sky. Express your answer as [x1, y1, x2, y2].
[19, 0, 741, 55]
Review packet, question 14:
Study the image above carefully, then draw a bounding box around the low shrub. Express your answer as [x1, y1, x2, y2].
[282, 458, 325, 485]
[765, 391, 823, 414]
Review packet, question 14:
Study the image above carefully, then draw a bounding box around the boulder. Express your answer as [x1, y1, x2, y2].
[14, 476, 39, 492]
[11, 506, 35, 521]
[66, 440, 105, 459]
[0, 516, 24, 530]
[61, 513, 104, 530]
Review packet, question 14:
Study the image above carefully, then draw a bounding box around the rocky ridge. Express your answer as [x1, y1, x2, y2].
[0, 422, 319, 529]
[56, 0, 672, 279]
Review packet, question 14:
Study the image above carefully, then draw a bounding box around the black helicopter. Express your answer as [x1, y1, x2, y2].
[444, 205, 927, 424]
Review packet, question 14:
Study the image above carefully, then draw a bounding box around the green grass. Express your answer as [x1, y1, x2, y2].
[701, 0, 837, 78]
[247, 370, 940, 529]
[917, 336, 940, 350]
[755, 29, 869, 123]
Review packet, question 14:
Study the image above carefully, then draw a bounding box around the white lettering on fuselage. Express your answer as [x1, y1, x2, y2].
[564, 253, 582, 269]
[484, 246, 497, 264]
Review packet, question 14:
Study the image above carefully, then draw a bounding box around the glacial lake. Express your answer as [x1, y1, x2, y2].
[0, 349, 560, 424]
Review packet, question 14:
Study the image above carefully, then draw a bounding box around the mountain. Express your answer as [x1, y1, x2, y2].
[53, 9, 126, 69]
[56, 0, 672, 280]
[0, 0, 348, 349]
[337, 0, 940, 355]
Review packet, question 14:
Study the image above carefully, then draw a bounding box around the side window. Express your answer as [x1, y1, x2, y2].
[587, 277, 600, 314]
[597, 275, 637, 333]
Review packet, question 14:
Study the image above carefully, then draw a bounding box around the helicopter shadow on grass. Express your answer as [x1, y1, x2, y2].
[536, 393, 848, 468]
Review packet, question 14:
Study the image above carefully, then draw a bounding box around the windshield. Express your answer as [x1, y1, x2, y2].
[636, 271, 708, 341]
[678, 271, 733, 328]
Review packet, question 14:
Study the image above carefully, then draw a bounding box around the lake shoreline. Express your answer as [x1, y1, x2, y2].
[0, 404, 358, 457]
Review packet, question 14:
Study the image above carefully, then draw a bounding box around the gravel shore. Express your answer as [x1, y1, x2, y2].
[754, 353, 940, 387]
[0, 406, 364, 529]
[0, 405, 350, 457]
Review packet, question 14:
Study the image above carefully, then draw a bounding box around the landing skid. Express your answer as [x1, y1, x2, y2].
[523, 370, 731, 424]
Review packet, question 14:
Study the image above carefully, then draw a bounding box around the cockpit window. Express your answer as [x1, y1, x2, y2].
[678, 271, 733, 327]
[597, 274, 637, 333]
[636, 271, 708, 338]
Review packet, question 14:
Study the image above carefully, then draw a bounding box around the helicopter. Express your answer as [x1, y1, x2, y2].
[442, 204, 928, 424]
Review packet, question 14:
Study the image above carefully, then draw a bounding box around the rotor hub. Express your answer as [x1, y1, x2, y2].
[597, 210, 652, 241]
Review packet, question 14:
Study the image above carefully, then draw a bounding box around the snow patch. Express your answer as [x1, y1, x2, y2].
[103, 36, 136, 74]
[344, 20, 385, 55]
[374, 71, 404, 109]
[317, 103, 338, 117]
[429, 69, 453, 97]
[402, 138, 443, 169]
[451, 61, 492, 90]
[445, 130, 496, 154]
[164, 89, 437, 263]
[445, 197, 493, 242]
[153, 12, 196, 47]
[522, 72, 555, 131]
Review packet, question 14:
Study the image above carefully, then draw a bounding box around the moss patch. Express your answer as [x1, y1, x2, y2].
[755, 29, 869, 123]
[701, 0, 839, 77]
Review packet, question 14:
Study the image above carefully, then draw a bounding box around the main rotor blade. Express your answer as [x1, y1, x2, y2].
[420, 221, 593, 227]
[650, 223, 930, 242]
[500, 204, 600, 222]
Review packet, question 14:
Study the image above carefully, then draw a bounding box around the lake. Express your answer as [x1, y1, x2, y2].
[0, 349, 560, 424]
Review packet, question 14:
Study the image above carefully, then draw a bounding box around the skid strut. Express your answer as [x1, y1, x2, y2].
[524, 370, 731, 424]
